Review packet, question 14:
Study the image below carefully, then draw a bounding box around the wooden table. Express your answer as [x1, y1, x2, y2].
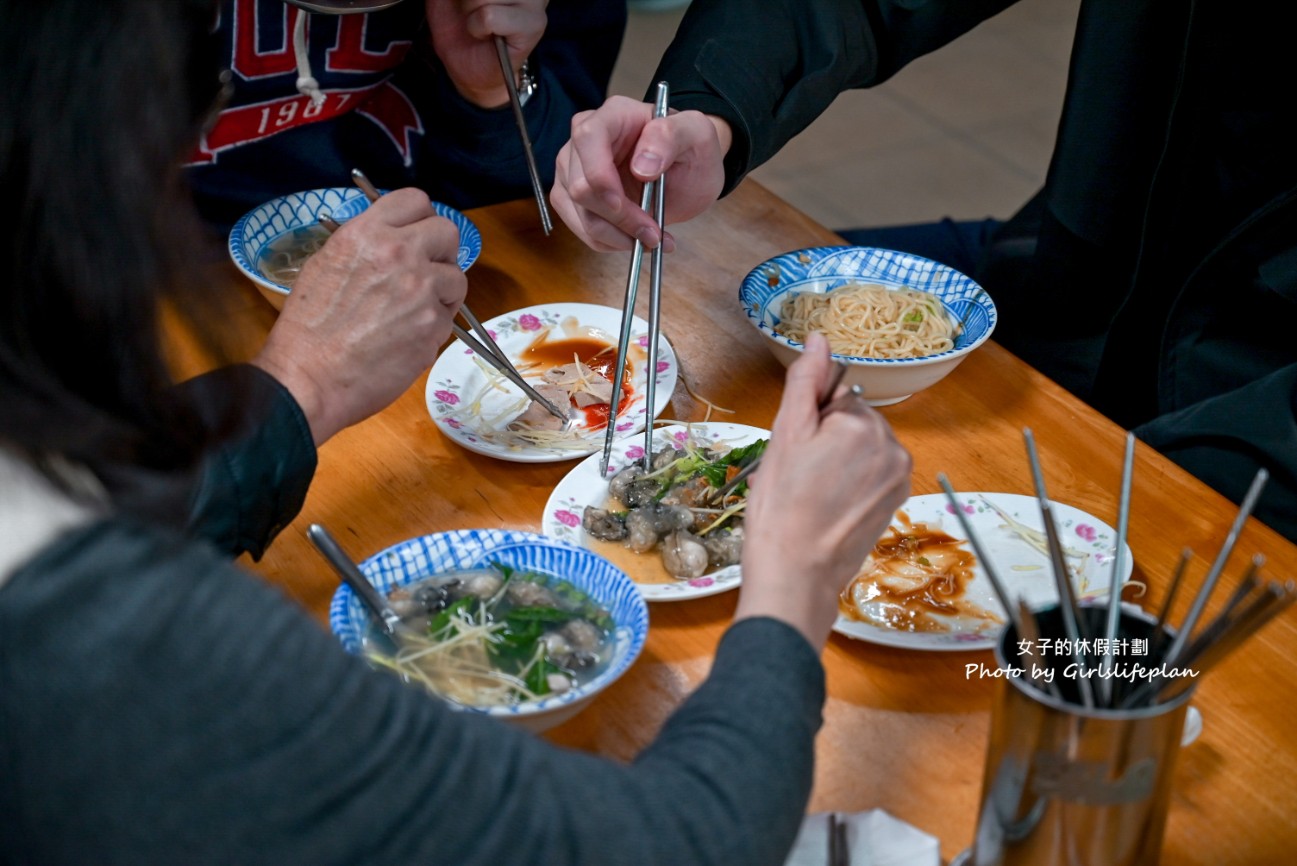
[194, 182, 1297, 863]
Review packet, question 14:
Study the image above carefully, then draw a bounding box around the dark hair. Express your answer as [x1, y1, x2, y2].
[0, 0, 228, 504]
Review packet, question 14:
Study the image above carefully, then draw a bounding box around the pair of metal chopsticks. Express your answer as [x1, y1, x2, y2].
[318, 169, 568, 424]
[600, 81, 671, 475]
[451, 305, 571, 425]
[494, 36, 552, 235]
[702, 361, 852, 506]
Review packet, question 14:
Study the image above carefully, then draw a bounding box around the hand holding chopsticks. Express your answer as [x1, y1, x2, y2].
[342, 169, 568, 425]
[704, 362, 852, 506]
[600, 82, 671, 475]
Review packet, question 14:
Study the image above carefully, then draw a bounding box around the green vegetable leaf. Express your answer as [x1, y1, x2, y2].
[701, 439, 769, 488]
[525, 657, 565, 696]
[427, 596, 477, 637]
[506, 606, 576, 625]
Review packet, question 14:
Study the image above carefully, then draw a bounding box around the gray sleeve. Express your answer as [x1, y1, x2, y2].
[1, 521, 825, 865]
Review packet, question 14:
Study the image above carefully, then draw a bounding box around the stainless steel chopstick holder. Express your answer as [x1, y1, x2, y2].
[968, 607, 1191, 866]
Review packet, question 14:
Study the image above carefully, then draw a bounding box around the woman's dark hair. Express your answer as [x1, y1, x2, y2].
[0, 0, 228, 503]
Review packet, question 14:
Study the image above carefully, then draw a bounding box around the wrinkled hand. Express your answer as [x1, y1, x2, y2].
[253, 188, 467, 446]
[551, 96, 731, 252]
[426, 0, 546, 108]
[736, 333, 912, 649]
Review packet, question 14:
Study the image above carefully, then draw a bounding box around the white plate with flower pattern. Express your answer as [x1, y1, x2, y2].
[832, 492, 1134, 651]
[542, 422, 770, 601]
[426, 303, 678, 462]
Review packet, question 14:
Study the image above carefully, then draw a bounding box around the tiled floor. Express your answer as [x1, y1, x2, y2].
[609, 0, 1080, 232]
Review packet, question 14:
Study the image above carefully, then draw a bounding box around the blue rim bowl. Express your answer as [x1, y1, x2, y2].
[328, 528, 649, 732]
[739, 245, 997, 405]
[228, 186, 482, 309]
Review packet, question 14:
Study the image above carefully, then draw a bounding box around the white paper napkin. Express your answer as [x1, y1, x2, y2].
[782, 810, 940, 866]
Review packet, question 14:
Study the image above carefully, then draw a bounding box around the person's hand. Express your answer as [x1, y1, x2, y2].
[551, 96, 732, 252]
[735, 333, 912, 649]
[252, 188, 467, 446]
[426, 0, 546, 108]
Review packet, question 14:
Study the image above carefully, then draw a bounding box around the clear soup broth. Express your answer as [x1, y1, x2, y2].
[361, 564, 614, 709]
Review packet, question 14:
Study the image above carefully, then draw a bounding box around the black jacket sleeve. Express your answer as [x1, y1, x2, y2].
[180, 365, 317, 560]
[1, 520, 825, 866]
[654, 0, 1018, 195]
[1136, 364, 1297, 544]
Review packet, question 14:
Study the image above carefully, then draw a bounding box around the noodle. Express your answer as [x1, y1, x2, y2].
[256, 224, 332, 288]
[775, 282, 957, 359]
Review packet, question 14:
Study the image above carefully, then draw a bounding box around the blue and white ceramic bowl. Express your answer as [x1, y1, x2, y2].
[739, 246, 997, 406]
[229, 186, 482, 310]
[329, 528, 649, 733]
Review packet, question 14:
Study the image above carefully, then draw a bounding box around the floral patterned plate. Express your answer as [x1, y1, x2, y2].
[832, 492, 1134, 652]
[542, 423, 770, 602]
[426, 303, 678, 463]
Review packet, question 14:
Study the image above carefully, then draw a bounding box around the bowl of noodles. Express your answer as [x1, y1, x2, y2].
[228, 186, 481, 310]
[739, 246, 997, 406]
[328, 528, 649, 733]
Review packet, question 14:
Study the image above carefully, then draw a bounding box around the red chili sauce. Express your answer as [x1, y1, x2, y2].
[519, 337, 633, 431]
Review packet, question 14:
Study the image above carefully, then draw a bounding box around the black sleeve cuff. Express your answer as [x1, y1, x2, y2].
[182, 365, 318, 559]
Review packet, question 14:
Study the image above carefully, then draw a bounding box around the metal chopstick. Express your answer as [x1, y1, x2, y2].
[351, 167, 382, 203]
[1159, 468, 1269, 667]
[1171, 557, 1265, 666]
[827, 812, 849, 866]
[349, 168, 567, 424]
[449, 323, 569, 422]
[1016, 599, 1064, 699]
[599, 179, 656, 475]
[494, 36, 552, 235]
[1146, 547, 1193, 664]
[641, 81, 670, 471]
[1099, 431, 1136, 705]
[316, 208, 342, 233]
[598, 85, 670, 475]
[1154, 581, 1294, 703]
[937, 473, 1024, 642]
[455, 304, 569, 423]
[1023, 428, 1095, 708]
[1123, 579, 1292, 708]
[1109, 546, 1194, 706]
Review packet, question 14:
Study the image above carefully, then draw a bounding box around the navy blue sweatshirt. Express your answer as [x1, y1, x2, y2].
[186, 0, 626, 228]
